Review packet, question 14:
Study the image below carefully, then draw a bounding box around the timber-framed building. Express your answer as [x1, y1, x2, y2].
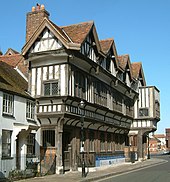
[0, 4, 160, 176]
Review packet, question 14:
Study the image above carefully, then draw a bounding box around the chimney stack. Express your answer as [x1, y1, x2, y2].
[26, 4, 50, 42]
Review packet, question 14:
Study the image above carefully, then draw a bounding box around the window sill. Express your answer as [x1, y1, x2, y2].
[27, 119, 37, 124]
[2, 113, 15, 119]
[2, 156, 13, 160]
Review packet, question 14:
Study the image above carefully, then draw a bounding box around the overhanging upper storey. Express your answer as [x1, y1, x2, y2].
[137, 86, 160, 121]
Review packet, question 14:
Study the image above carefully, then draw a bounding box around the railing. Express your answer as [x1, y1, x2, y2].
[37, 103, 132, 129]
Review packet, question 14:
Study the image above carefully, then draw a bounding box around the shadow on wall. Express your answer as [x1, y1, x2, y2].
[0, 171, 10, 182]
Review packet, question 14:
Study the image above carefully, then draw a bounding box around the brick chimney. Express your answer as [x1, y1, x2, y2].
[26, 4, 50, 42]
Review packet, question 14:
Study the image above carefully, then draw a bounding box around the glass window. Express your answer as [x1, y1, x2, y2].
[2, 130, 12, 157]
[44, 81, 60, 96]
[27, 133, 35, 156]
[26, 100, 35, 120]
[3, 93, 14, 115]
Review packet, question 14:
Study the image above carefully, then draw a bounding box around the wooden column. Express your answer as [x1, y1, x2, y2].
[137, 130, 143, 161]
[55, 119, 63, 174]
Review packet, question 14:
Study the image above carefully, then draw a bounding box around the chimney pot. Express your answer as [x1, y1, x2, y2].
[36, 3, 40, 10]
[41, 4, 45, 10]
[32, 6, 35, 12]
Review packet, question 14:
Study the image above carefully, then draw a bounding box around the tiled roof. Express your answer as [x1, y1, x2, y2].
[0, 52, 28, 78]
[117, 54, 129, 70]
[99, 38, 113, 54]
[154, 134, 165, 138]
[5, 48, 20, 55]
[0, 61, 31, 98]
[131, 62, 142, 79]
[49, 20, 70, 42]
[61, 21, 94, 44]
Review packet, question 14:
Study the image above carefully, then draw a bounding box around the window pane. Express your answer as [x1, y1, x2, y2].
[3, 93, 13, 115]
[52, 82, 59, 95]
[27, 133, 35, 156]
[26, 100, 35, 119]
[44, 83, 50, 95]
[2, 130, 11, 157]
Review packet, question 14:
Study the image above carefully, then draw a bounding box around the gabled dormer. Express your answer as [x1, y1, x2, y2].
[28, 28, 63, 53]
[131, 62, 146, 87]
[117, 54, 133, 86]
[99, 38, 119, 76]
[22, 17, 81, 56]
[78, 22, 102, 62]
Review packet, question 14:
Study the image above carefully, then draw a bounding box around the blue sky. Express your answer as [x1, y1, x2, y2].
[0, 0, 169, 134]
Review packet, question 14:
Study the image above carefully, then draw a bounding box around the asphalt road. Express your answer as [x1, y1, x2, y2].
[96, 155, 170, 182]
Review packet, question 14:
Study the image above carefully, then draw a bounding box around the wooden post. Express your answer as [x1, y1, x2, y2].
[55, 119, 63, 174]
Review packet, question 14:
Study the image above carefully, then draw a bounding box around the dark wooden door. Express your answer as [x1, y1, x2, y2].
[62, 131, 71, 171]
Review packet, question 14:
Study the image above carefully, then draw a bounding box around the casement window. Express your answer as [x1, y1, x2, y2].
[3, 93, 14, 116]
[2, 130, 12, 158]
[139, 108, 149, 117]
[44, 81, 60, 96]
[26, 100, 35, 120]
[27, 133, 35, 156]
[43, 130, 55, 147]
[74, 71, 86, 99]
[89, 130, 95, 152]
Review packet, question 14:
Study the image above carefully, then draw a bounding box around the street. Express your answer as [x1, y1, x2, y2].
[96, 155, 170, 182]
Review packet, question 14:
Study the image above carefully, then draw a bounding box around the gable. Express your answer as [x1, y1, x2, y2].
[22, 18, 81, 56]
[80, 32, 98, 62]
[29, 28, 63, 53]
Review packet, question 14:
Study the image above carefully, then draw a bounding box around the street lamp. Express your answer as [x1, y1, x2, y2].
[79, 100, 86, 178]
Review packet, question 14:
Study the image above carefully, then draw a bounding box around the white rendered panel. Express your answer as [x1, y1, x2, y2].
[31, 68, 36, 96]
[60, 65, 65, 96]
[54, 65, 59, 79]
[43, 67, 47, 80]
[142, 88, 145, 108]
[49, 66, 53, 79]
[37, 68, 41, 95]
[145, 88, 149, 107]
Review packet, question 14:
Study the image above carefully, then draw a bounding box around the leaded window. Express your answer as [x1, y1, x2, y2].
[2, 130, 12, 157]
[3, 93, 14, 115]
[44, 81, 60, 96]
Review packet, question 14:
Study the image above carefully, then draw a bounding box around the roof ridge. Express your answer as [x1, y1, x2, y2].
[60, 20, 94, 28]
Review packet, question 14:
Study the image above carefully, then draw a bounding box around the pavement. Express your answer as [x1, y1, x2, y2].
[18, 158, 167, 182]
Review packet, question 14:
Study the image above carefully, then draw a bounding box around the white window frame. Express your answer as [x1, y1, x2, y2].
[3, 93, 14, 116]
[2, 130, 12, 158]
[26, 100, 35, 120]
[27, 133, 35, 156]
